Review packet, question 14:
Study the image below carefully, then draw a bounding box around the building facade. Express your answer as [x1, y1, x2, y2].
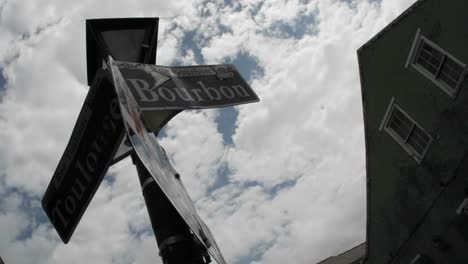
[358, 0, 468, 263]
[315, 243, 365, 264]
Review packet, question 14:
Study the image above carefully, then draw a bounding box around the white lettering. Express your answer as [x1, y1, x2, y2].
[76, 161, 93, 183]
[158, 87, 176, 101]
[86, 152, 98, 173]
[198, 81, 221, 100]
[51, 201, 69, 228]
[71, 177, 86, 200]
[220, 86, 235, 98]
[175, 87, 195, 101]
[232, 84, 249, 97]
[191, 89, 205, 101]
[127, 79, 157, 102]
[64, 196, 76, 214]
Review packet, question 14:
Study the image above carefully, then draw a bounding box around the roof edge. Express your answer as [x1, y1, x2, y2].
[317, 242, 366, 264]
[357, 39, 370, 264]
[334, 242, 366, 258]
[357, 0, 428, 54]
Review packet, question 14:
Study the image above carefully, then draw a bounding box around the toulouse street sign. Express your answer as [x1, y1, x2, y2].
[42, 70, 125, 243]
[114, 61, 259, 110]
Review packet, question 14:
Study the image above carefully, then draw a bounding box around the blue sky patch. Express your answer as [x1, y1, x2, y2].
[215, 51, 263, 146]
[228, 51, 264, 81]
[215, 107, 238, 145]
[0, 69, 6, 102]
[269, 179, 297, 197]
[207, 162, 231, 194]
[0, 188, 48, 241]
[178, 30, 204, 65]
[263, 13, 319, 39]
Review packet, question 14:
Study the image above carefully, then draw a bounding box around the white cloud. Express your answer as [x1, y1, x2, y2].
[160, 109, 224, 200]
[188, 0, 416, 263]
[0, 0, 419, 263]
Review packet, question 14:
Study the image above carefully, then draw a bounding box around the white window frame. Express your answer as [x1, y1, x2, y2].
[380, 98, 433, 164]
[406, 28, 467, 99]
[456, 198, 468, 216]
[409, 254, 431, 264]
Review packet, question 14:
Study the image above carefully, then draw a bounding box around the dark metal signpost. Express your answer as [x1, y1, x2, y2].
[42, 17, 259, 264]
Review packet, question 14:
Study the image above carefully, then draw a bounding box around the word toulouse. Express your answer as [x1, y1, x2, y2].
[117, 62, 259, 110]
[42, 73, 124, 242]
[51, 97, 120, 229]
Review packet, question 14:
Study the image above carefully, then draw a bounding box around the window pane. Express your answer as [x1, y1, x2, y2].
[407, 126, 431, 155]
[415, 41, 444, 75]
[387, 108, 413, 140]
[439, 57, 464, 90]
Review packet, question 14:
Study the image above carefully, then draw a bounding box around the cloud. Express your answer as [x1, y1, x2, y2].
[0, 0, 419, 263]
[181, 0, 417, 263]
[159, 109, 225, 200]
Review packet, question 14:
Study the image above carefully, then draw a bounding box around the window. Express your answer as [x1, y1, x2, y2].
[409, 254, 433, 264]
[380, 99, 432, 163]
[406, 28, 467, 98]
[456, 198, 468, 216]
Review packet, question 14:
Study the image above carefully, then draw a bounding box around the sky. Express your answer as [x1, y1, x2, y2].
[0, 0, 418, 263]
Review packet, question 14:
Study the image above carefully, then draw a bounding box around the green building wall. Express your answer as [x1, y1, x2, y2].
[358, 0, 468, 263]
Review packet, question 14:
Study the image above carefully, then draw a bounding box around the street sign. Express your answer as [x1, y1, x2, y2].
[42, 17, 188, 244]
[42, 70, 125, 243]
[114, 61, 260, 110]
[110, 58, 227, 264]
[86, 18, 159, 85]
[86, 17, 160, 165]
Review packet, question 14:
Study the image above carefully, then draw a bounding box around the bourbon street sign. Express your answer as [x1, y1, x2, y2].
[110, 58, 228, 264]
[42, 70, 124, 243]
[114, 61, 259, 110]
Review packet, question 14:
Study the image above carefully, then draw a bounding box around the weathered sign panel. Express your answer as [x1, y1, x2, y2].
[110, 58, 227, 264]
[42, 70, 125, 243]
[115, 61, 259, 110]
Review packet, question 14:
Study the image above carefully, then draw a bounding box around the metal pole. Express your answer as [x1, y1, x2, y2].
[131, 153, 211, 264]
